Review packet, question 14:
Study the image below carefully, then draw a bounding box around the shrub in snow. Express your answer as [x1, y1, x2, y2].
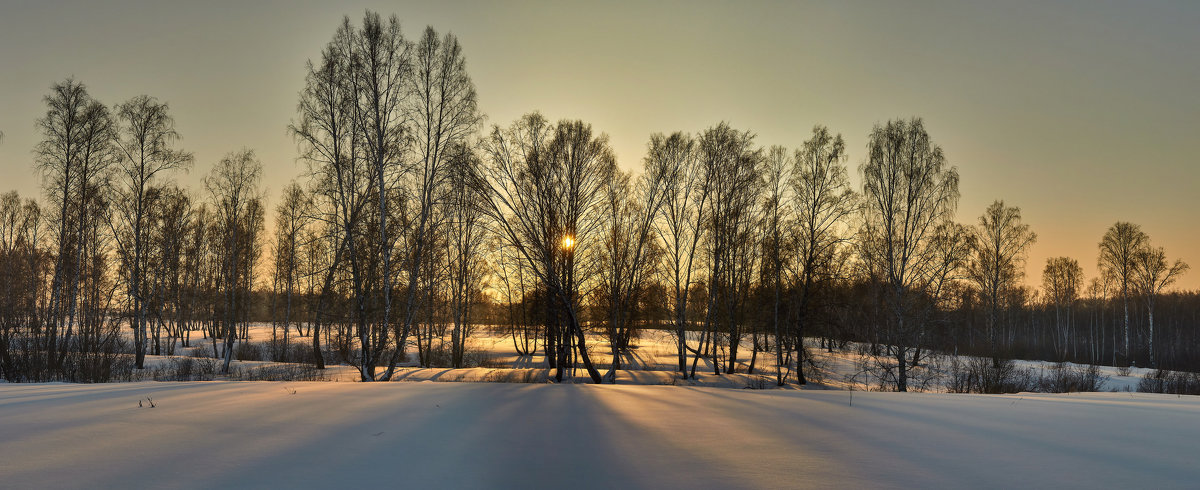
[150, 356, 218, 381]
[946, 357, 1032, 394]
[743, 376, 770, 390]
[948, 358, 1108, 394]
[235, 341, 265, 362]
[1138, 369, 1200, 395]
[854, 349, 945, 392]
[228, 363, 326, 382]
[1033, 363, 1107, 393]
[2, 337, 137, 383]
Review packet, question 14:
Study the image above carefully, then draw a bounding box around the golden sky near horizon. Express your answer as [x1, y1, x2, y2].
[0, 0, 1197, 290]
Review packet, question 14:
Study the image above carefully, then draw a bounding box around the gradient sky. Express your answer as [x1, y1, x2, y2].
[1, 0, 1197, 290]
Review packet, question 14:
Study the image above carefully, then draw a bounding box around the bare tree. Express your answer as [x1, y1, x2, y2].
[493, 241, 540, 356]
[271, 182, 312, 359]
[381, 24, 481, 379]
[922, 221, 973, 361]
[35, 79, 116, 373]
[442, 143, 488, 368]
[1085, 273, 1113, 365]
[858, 118, 959, 392]
[0, 192, 45, 380]
[760, 146, 791, 384]
[967, 201, 1036, 366]
[354, 11, 411, 381]
[650, 132, 708, 378]
[185, 203, 217, 349]
[1097, 221, 1148, 366]
[1133, 245, 1187, 368]
[291, 16, 362, 371]
[480, 113, 614, 383]
[786, 126, 855, 385]
[111, 95, 193, 368]
[205, 149, 263, 374]
[595, 148, 673, 381]
[293, 13, 480, 380]
[1042, 257, 1083, 360]
[689, 123, 761, 377]
[145, 184, 193, 355]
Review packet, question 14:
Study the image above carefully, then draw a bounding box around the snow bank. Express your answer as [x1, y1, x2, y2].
[1, 382, 1196, 488]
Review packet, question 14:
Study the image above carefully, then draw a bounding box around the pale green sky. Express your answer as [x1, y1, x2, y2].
[1, 0, 1197, 289]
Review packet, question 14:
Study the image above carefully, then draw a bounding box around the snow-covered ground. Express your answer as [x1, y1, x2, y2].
[1, 381, 1197, 489]
[147, 325, 1171, 392]
[5, 327, 1196, 487]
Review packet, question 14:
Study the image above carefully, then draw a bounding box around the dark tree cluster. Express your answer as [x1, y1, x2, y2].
[0, 11, 1195, 388]
[0, 79, 265, 381]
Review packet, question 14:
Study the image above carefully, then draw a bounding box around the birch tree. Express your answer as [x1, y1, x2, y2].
[291, 16, 362, 371]
[354, 12, 410, 381]
[859, 118, 959, 392]
[760, 146, 790, 385]
[967, 201, 1036, 366]
[442, 143, 487, 368]
[271, 182, 311, 358]
[112, 95, 193, 368]
[0, 193, 44, 380]
[1097, 222, 1147, 366]
[35, 79, 116, 373]
[480, 113, 614, 383]
[1133, 245, 1187, 368]
[786, 126, 855, 385]
[381, 24, 481, 379]
[692, 123, 761, 377]
[650, 132, 708, 378]
[1042, 256, 1083, 360]
[596, 151, 672, 381]
[205, 149, 263, 374]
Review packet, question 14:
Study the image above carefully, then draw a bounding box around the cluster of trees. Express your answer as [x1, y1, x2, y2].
[0, 80, 265, 381]
[287, 13, 484, 380]
[1, 11, 1196, 388]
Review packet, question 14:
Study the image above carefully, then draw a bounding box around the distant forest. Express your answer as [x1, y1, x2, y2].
[1, 11, 1196, 389]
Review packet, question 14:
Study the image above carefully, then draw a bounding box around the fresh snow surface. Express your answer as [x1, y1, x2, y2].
[2, 382, 1197, 489]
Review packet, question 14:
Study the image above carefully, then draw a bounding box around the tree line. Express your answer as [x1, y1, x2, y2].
[1, 11, 1194, 388]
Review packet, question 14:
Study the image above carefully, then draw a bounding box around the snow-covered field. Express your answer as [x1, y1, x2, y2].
[1, 381, 1197, 489]
[196, 328, 1169, 391]
[8, 325, 1193, 487]
[141, 325, 1170, 392]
